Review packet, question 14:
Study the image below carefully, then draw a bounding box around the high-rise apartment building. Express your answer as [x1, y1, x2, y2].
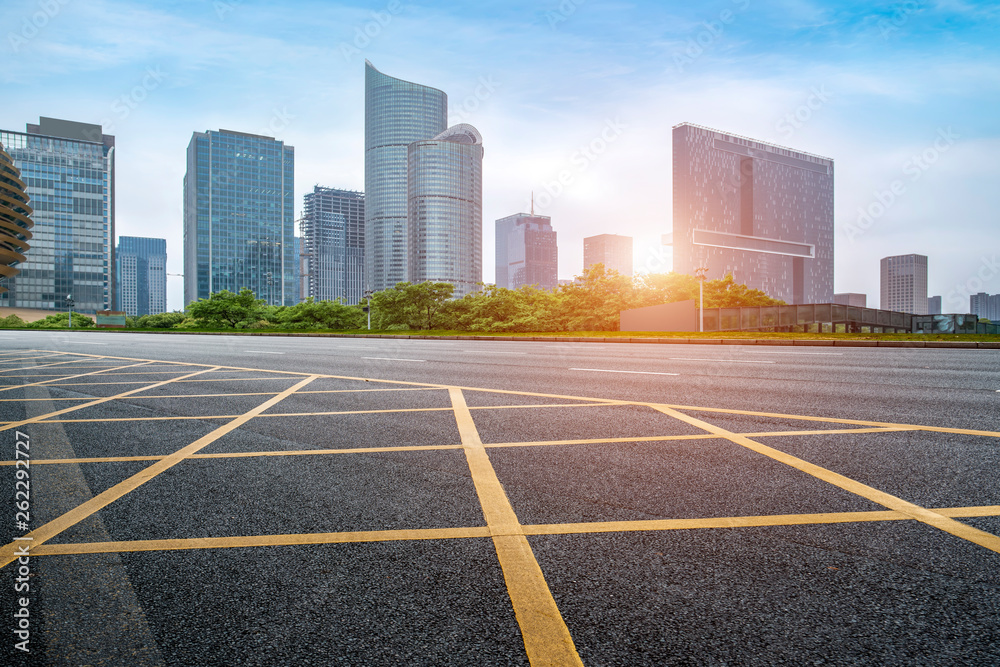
[833, 293, 867, 307]
[971, 292, 1000, 321]
[880, 254, 928, 314]
[183, 129, 294, 307]
[300, 187, 365, 304]
[0, 142, 33, 291]
[495, 212, 558, 290]
[584, 234, 633, 277]
[672, 123, 833, 304]
[365, 61, 447, 292]
[0, 117, 115, 312]
[116, 236, 166, 317]
[408, 125, 483, 296]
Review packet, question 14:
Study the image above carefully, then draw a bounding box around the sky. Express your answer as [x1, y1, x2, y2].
[3, 0, 999, 312]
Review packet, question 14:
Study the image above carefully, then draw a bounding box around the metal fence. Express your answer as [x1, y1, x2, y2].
[699, 304, 998, 334]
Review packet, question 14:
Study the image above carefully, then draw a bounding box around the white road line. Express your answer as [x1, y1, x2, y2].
[245, 350, 284, 354]
[746, 350, 843, 356]
[467, 351, 528, 355]
[669, 358, 775, 364]
[76, 342, 109, 345]
[362, 356, 426, 363]
[570, 368, 679, 376]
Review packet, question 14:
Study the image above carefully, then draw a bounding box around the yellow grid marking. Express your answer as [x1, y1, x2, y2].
[450, 387, 584, 667]
[653, 405, 1000, 554]
[20, 506, 1000, 557]
[0, 374, 318, 569]
[0, 360, 154, 393]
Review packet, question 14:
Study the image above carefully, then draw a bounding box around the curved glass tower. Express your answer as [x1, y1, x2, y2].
[407, 124, 483, 297]
[364, 61, 447, 292]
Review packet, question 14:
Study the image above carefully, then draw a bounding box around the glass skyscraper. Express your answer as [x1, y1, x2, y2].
[672, 123, 834, 304]
[408, 125, 483, 296]
[0, 117, 115, 312]
[183, 129, 295, 307]
[301, 186, 365, 304]
[364, 60, 447, 292]
[116, 236, 166, 317]
[495, 212, 557, 290]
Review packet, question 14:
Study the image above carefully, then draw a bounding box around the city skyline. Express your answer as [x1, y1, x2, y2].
[2, 1, 998, 311]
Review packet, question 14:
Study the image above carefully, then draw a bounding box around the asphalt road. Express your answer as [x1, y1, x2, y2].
[1, 330, 999, 666]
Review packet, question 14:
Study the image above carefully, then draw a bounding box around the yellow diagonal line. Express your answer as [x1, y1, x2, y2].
[0, 352, 70, 365]
[449, 387, 583, 667]
[0, 365, 218, 433]
[0, 374, 318, 569]
[0, 356, 124, 375]
[653, 405, 1000, 554]
[0, 360, 153, 394]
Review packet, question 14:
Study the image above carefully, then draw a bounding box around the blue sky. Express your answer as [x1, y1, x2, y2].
[3, 0, 999, 311]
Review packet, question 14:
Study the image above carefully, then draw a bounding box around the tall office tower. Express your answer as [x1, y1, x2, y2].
[116, 236, 166, 317]
[672, 123, 834, 304]
[292, 236, 301, 304]
[365, 60, 447, 292]
[0, 117, 115, 312]
[183, 129, 294, 307]
[584, 234, 633, 277]
[928, 295, 942, 315]
[408, 124, 483, 296]
[300, 187, 365, 304]
[0, 142, 33, 291]
[495, 211, 558, 290]
[834, 293, 867, 307]
[880, 254, 928, 314]
[971, 292, 1000, 320]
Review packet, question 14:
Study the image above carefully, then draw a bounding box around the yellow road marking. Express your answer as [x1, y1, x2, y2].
[0, 375, 318, 569]
[0, 360, 153, 393]
[18, 505, 1000, 557]
[740, 427, 919, 437]
[450, 387, 583, 667]
[28, 527, 492, 556]
[653, 405, 1000, 554]
[0, 366, 219, 433]
[0, 353, 72, 364]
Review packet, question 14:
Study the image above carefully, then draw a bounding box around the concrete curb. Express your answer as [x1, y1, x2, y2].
[45, 329, 1000, 349]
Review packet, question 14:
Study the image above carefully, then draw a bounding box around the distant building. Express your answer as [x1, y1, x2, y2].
[0, 117, 115, 312]
[971, 292, 1000, 321]
[116, 237, 166, 317]
[671, 122, 833, 304]
[584, 234, 633, 277]
[833, 293, 867, 308]
[407, 124, 484, 297]
[495, 212, 557, 290]
[292, 236, 302, 304]
[183, 128, 295, 307]
[880, 254, 928, 314]
[300, 187, 365, 304]
[928, 295, 942, 315]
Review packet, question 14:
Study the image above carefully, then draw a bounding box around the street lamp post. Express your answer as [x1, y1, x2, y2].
[694, 268, 708, 333]
[363, 290, 373, 330]
[65, 295, 75, 329]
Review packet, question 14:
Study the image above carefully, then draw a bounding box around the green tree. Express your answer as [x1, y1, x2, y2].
[27, 312, 95, 328]
[135, 311, 187, 328]
[0, 314, 25, 328]
[272, 297, 364, 330]
[556, 264, 636, 330]
[187, 289, 266, 328]
[371, 282, 455, 330]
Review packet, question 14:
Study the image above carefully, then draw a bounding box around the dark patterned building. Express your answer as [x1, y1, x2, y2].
[300, 187, 365, 304]
[495, 212, 557, 290]
[672, 123, 834, 304]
